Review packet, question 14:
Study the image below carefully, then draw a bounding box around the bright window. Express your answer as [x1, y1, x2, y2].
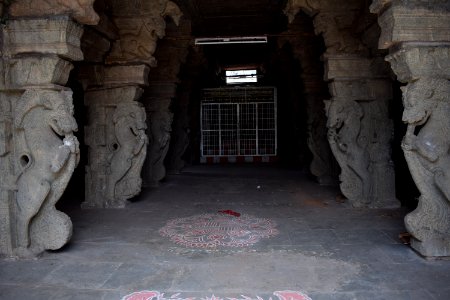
[225, 70, 257, 84]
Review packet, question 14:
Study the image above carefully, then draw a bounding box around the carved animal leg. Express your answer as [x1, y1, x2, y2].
[16, 177, 51, 249]
[435, 169, 450, 201]
[51, 146, 71, 173]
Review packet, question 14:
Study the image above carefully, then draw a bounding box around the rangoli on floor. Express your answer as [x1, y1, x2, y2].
[122, 290, 312, 300]
[159, 213, 279, 248]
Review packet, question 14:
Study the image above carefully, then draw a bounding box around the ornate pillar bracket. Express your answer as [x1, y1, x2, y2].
[81, 0, 182, 208]
[1, 2, 98, 257]
[371, 0, 450, 257]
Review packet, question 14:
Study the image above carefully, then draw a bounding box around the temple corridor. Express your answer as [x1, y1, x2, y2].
[1, 165, 449, 299]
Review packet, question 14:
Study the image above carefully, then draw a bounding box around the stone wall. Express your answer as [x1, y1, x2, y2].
[0, 2, 97, 258]
[372, 0, 450, 257]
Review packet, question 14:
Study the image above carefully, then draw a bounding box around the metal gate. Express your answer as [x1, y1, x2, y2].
[200, 87, 277, 163]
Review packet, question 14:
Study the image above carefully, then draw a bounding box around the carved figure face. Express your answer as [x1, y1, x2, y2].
[325, 101, 345, 130]
[47, 95, 78, 137]
[114, 103, 147, 133]
[401, 82, 432, 125]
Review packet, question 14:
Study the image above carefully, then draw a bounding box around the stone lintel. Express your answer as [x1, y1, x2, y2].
[376, 5, 450, 49]
[324, 55, 389, 80]
[329, 79, 393, 101]
[9, 0, 99, 25]
[79, 65, 150, 89]
[386, 46, 450, 82]
[1, 57, 73, 90]
[3, 18, 84, 61]
[84, 86, 144, 106]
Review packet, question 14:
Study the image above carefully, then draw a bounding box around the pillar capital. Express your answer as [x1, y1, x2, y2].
[8, 0, 99, 25]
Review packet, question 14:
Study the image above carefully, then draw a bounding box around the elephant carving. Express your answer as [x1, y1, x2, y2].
[14, 89, 79, 256]
[401, 79, 450, 245]
[325, 99, 371, 206]
[106, 102, 148, 207]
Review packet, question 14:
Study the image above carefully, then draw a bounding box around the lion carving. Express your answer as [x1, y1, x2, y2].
[105, 102, 148, 207]
[401, 79, 450, 247]
[325, 99, 371, 206]
[14, 89, 79, 257]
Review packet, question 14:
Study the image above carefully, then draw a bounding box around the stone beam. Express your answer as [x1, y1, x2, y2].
[371, 0, 450, 257]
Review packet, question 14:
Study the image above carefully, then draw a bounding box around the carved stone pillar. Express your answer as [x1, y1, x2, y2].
[143, 86, 175, 187]
[371, 0, 450, 256]
[284, 0, 398, 208]
[83, 86, 148, 208]
[166, 48, 207, 174]
[0, 1, 98, 257]
[278, 16, 339, 185]
[142, 19, 190, 187]
[81, 0, 182, 207]
[324, 56, 397, 208]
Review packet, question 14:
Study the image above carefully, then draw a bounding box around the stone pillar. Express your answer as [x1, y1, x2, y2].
[278, 15, 339, 185]
[324, 56, 397, 208]
[0, 1, 98, 257]
[166, 48, 208, 174]
[144, 86, 175, 187]
[81, 0, 182, 208]
[142, 19, 191, 187]
[371, 0, 450, 256]
[285, 0, 398, 208]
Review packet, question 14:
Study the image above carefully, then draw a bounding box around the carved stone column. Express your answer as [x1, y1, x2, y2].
[284, 0, 398, 208]
[324, 56, 397, 208]
[372, 0, 450, 256]
[81, 0, 182, 208]
[0, 1, 98, 257]
[166, 48, 207, 174]
[144, 90, 175, 187]
[278, 16, 339, 185]
[142, 19, 191, 187]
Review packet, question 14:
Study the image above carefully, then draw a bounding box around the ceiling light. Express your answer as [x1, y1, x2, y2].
[195, 36, 267, 45]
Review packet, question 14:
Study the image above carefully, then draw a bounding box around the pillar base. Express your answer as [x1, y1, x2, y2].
[411, 238, 450, 258]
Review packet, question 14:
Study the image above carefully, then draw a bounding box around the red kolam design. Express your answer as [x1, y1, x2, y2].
[122, 290, 311, 300]
[159, 213, 279, 248]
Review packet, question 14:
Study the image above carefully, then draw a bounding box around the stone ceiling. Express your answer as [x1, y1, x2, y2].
[174, 0, 288, 37]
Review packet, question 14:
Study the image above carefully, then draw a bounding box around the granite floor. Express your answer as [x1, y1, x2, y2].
[1, 164, 450, 300]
